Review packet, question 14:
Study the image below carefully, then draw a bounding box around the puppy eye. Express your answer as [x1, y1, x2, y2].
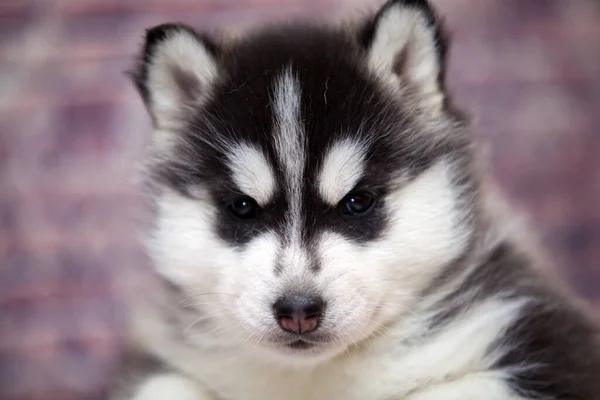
[341, 191, 376, 216]
[227, 196, 259, 220]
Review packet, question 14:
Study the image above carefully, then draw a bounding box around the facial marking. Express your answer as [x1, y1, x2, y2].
[227, 143, 276, 205]
[318, 139, 367, 205]
[272, 67, 305, 244]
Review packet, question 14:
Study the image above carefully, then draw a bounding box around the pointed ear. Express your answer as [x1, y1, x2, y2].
[361, 0, 448, 111]
[130, 23, 219, 129]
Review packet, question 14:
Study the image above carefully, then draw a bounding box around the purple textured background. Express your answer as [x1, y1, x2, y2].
[0, 0, 599, 399]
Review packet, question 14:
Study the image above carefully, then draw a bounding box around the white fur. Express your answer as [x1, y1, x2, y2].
[133, 296, 527, 400]
[142, 143, 525, 400]
[149, 189, 281, 348]
[131, 374, 207, 400]
[148, 157, 471, 358]
[146, 29, 218, 128]
[227, 143, 277, 205]
[308, 160, 471, 351]
[272, 67, 309, 271]
[272, 67, 304, 228]
[149, 189, 233, 288]
[403, 373, 522, 400]
[318, 139, 367, 205]
[137, 5, 528, 400]
[367, 4, 443, 109]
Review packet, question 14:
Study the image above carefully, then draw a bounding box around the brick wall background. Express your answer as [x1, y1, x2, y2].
[1, 0, 599, 398]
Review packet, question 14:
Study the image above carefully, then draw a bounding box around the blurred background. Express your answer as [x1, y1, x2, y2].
[1, 0, 599, 399]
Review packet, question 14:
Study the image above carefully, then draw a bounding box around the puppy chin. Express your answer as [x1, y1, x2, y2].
[236, 325, 365, 367]
[248, 339, 349, 367]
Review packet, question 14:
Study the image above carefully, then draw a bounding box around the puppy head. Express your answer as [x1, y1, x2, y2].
[132, 0, 477, 364]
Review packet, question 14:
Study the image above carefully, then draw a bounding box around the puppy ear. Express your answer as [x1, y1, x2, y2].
[130, 23, 219, 129]
[361, 0, 448, 111]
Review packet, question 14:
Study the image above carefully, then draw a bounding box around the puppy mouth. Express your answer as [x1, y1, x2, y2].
[277, 333, 336, 351]
[261, 325, 340, 353]
[274, 330, 332, 347]
[286, 339, 316, 350]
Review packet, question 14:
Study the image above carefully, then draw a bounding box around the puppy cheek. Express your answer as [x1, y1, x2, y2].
[149, 192, 233, 290]
[224, 232, 281, 331]
[317, 236, 384, 333]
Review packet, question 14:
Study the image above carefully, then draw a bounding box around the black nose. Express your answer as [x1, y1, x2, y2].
[273, 295, 325, 334]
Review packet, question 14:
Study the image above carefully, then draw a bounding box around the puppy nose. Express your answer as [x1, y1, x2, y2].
[273, 295, 324, 334]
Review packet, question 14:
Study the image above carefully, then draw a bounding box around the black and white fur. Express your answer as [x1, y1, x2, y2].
[114, 0, 600, 399]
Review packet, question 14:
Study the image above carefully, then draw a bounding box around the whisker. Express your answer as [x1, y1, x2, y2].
[184, 310, 222, 332]
[185, 292, 240, 298]
[179, 300, 234, 307]
[208, 322, 244, 339]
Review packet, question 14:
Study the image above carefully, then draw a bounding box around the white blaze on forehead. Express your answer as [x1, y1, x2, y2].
[272, 67, 305, 242]
[318, 139, 367, 205]
[227, 143, 276, 205]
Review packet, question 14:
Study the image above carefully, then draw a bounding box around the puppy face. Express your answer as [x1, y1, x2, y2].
[134, 0, 476, 364]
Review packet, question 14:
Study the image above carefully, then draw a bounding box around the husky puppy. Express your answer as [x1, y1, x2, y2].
[114, 0, 600, 399]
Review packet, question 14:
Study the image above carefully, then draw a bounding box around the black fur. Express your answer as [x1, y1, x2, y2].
[141, 23, 468, 252]
[499, 301, 600, 399]
[130, 0, 468, 261]
[426, 240, 600, 399]
[127, 1, 600, 398]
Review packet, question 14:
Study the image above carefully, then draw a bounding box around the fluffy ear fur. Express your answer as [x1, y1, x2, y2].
[131, 24, 219, 129]
[361, 0, 448, 111]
